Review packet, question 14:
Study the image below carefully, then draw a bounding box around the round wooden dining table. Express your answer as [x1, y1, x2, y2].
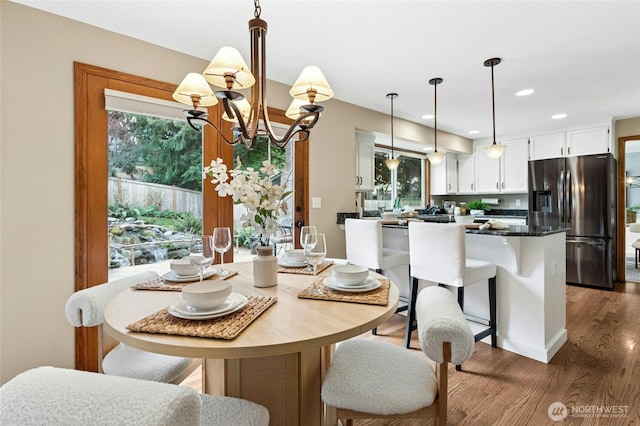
[103, 261, 399, 426]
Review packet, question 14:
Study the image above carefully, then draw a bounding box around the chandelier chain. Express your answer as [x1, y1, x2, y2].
[254, 0, 261, 18]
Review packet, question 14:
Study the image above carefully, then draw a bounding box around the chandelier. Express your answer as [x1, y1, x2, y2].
[483, 57, 507, 159]
[172, 0, 333, 149]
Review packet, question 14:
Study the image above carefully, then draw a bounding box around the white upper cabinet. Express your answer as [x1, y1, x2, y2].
[355, 131, 375, 191]
[475, 144, 502, 193]
[500, 138, 529, 193]
[529, 126, 610, 160]
[457, 154, 475, 194]
[430, 155, 458, 195]
[529, 133, 565, 160]
[475, 138, 529, 194]
[566, 127, 610, 157]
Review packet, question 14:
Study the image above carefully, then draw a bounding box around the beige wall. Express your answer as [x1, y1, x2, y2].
[0, 2, 471, 382]
[616, 117, 640, 138]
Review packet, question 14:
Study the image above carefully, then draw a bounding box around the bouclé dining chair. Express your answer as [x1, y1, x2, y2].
[406, 222, 497, 367]
[344, 218, 410, 334]
[321, 285, 475, 425]
[0, 366, 269, 426]
[65, 271, 197, 383]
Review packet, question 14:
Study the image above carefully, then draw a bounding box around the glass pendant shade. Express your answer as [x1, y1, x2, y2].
[204, 46, 256, 89]
[427, 151, 446, 165]
[222, 98, 251, 122]
[384, 158, 400, 170]
[172, 73, 218, 107]
[484, 142, 507, 159]
[289, 66, 334, 103]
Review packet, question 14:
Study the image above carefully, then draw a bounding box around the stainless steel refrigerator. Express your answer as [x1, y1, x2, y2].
[529, 153, 617, 289]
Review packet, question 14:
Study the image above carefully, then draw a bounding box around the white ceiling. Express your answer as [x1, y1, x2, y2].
[11, 0, 640, 148]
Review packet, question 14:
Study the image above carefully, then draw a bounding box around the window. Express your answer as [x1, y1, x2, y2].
[364, 149, 424, 211]
[107, 107, 203, 271]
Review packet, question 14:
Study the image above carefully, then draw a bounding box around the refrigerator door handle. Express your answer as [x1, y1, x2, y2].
[559, 170, 565, 223]
[566, 169, 571, 225]
[566, 238, 605, 245]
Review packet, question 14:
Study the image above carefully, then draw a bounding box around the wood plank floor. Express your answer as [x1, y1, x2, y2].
[182, 282, 640, 425]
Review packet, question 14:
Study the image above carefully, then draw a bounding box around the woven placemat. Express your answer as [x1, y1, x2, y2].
[298, 278, 390, 306]
[131, 271, 238, 291]
[278, 260, 333, 275]
[126, 296, 276, 340]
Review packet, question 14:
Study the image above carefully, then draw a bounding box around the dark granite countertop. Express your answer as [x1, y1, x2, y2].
[383, 222, 569, 237]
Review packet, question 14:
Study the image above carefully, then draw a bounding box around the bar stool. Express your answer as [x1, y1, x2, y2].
[345, 218, 410, 334]
[406, 222, 497, 368]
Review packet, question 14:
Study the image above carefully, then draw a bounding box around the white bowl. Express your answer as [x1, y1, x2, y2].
[382, 212, 397, 220]
[283, 249, 305, 263]
[332, 264, 369, 286]
[181, 280, 232, 310]
[170, 258, 199, 276]
[454, 215, 475, 224]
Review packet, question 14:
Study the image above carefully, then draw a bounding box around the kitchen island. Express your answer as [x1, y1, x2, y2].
[382, 223, 569, 363]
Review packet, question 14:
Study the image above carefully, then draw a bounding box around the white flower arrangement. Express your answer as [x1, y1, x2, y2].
[204, 157, 292, 245]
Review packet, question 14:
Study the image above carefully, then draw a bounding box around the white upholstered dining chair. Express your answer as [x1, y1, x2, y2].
[630, 223, 640, 268]
[65, 271, 197, 383]
[406, 222, 497, 366]
[321, 285, 474, 425]
[344, 218, 410, 334]
[0, 366, 269, 426]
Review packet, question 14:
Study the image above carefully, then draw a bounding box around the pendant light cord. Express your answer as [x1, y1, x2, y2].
[491, 62, 496, 145]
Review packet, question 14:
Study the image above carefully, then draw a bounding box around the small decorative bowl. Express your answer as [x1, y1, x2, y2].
[170, 258, 198, 276]
[454, 215, 476, 224]
[182, 280, 232, 310]
[332, 264, 369, 286]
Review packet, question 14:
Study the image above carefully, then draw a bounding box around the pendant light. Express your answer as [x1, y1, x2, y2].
[384, 93, 401, 170]
[426, 78, 445, 165]
[483, 57, 507, 159]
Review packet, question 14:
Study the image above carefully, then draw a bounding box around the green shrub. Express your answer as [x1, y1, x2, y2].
[467, 200, 490, 211]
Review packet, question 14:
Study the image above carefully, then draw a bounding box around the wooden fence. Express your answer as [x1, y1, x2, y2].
[108, 177, 202, 216]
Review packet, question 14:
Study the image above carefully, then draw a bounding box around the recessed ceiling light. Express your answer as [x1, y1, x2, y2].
[468, 130, 480, 134]
[422, 114, 434, 120]
[552, 113, 567, 120]
[515, 89, 535, 96]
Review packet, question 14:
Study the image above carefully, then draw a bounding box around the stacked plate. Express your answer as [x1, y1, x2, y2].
[323, 277, 381, 293]
[168, 293, 248, 320]
[323, 265, 381, 293]
[162, 268, 216, 283]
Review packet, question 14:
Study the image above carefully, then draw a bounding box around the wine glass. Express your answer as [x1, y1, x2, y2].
[378, 202, 386, 217]
[300, 226, 317, 271]
[213, 227, 232, 276]
[189, 235, 214, 282]
[304, 233, 327, 295]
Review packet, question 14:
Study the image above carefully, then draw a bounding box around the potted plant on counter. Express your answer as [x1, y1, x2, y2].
[467, 200, 490, 215]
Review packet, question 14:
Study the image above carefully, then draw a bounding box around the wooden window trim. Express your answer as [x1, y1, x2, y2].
[74, 62, 308, 371]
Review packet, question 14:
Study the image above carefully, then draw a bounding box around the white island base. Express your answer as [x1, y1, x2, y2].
[381, 226, 567, 363]
[464, 231, 567, 363]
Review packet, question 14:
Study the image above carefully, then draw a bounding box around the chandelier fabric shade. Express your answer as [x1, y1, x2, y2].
[289, 66, 334, 103]
[172, 73, 218, 107]
[172, 0, 333, 149]
[203, 46, 256, 90]
[483, 57, 507, 159]
[426, 77, 445, 166]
